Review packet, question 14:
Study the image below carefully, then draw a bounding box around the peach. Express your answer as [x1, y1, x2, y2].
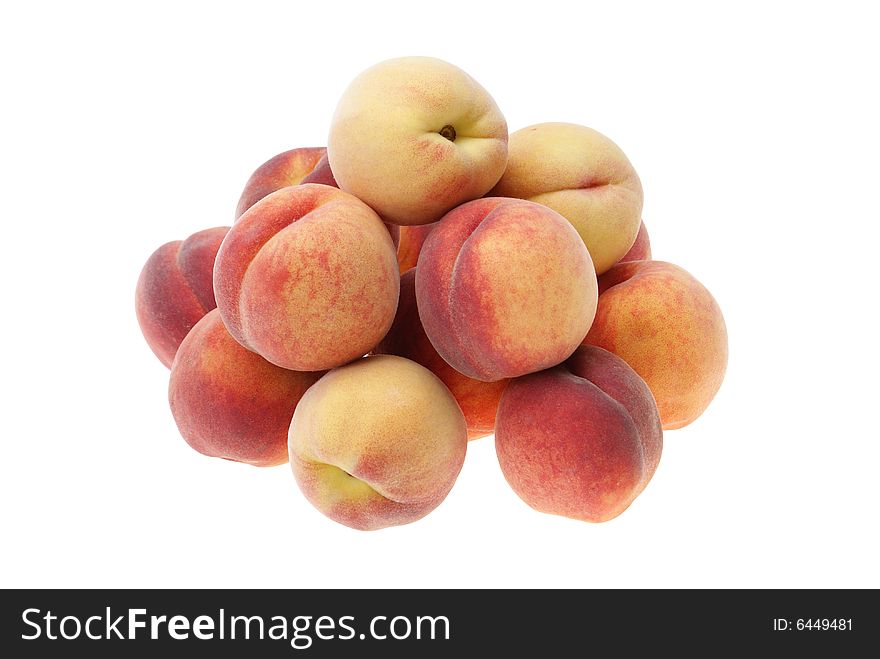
[288, 355, 468, 531]
[374, 270, 507, 439]
[619, 219, 651, 262]
[396, 223, 435, 273]
[495, 345, 662, 523]
[235, 147, 325, 219]
[415, 197, 597, 382]
[136, 226, 230, 368]
[214, 183, 399, 372]
[489, 122, 643, 274]
[328, 56, 508, 226]
[584, 260, 728, 430]
[169, 309, 322, 467]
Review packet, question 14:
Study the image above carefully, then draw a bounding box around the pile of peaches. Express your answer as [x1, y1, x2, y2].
[136, 57, 727, 531]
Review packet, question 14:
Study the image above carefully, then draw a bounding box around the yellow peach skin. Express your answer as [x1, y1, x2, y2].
[288, 355, 468, 531]
[214, 184, 400, 372]
[490, 123, 643, 274]
[584, 260, 728, 430]
[416, 197, 598, 382]
[328, 57, 509, 226]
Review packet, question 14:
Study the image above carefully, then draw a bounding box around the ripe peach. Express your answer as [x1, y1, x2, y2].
[288, 355, 468, 530]
[374, 270, 507, 439]
[235, 147, 325, 219]
[169, 310, 322, 467]
[214, 183, 400, 372]
[490, 122, 643, 274]
[328, 57, 508, 226]
[495, 345, 662, 522]
[584, 260, 728, 429]
[416, 197, 597, 382]
[136, 226, 229, 368]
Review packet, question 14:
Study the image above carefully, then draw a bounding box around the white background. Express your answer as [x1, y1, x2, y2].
[2, 1, 877, 589]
